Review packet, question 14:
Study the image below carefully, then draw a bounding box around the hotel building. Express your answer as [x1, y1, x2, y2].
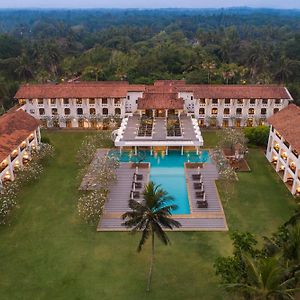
[0, 110, 41, 187]
[15, 80, 292, 129]
[266, 104, 300, 196]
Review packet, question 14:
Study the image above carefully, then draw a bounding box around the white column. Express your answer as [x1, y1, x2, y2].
[119, 146, 122, 155]
[134, 146, 137, 155]
[166, 146, 168, 155]
[17, 146, 23, 167]
[8, 156, 15, 181]
[152, 109, 155, 118]
[196, 147, 199, 155]
[165, 109, 168, 117]
[291, 180, 297, 195]
[181, 146, 184, 155]
[150, 147, 153, 156]
[37, 126, 41, 143]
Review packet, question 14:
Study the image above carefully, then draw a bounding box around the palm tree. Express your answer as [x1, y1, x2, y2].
[122, 181, 181, 292]
[224, 255, 300, 299]
[275, 56, 300, 84]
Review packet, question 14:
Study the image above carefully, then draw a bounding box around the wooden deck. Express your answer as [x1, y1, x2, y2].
[98, 161, 228, 232]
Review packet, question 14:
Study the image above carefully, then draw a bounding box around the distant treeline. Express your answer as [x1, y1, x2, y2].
[0, 8, 300, 111]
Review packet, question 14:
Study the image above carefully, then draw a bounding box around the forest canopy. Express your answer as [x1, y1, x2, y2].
[0, 8, 300, 111]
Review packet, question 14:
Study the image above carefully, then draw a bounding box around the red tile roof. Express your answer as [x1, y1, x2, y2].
[268, 104, 300, 153]
[15, 82, 145, 99]
[137, 93, 184, 110]
[15, 81, 291, 101]
[181, 84, 292, 99]
[0, 110, 40, 162]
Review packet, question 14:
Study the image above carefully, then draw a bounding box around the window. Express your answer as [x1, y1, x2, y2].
[89, 98, 95, 105]
[52, 108, 58, 115]
[63, 98, 69, 105]
[102, 108, 108, 115]
[127, 95, 130, 100]
[250, 99, 256, 104]
[39, 108, 45, 115]
[77, 108, 83, 115]
[199, 99, 205, 104]
[225, 99, 230, 104]
[38, 99, 44, 105]
[102, 98, 108, 105]
[191, 96, 194, 100]
[212, 99, 218, 104]
[248, 108, 255, 115]
[261, 108, 266, 115]
[236, 108, 242, 114]
[224, 108, 230, 115]
[90, 108, 96, 115]
[64, 108, 70, 115]
[114, 98, 121, 105]
[262, 99, 268, 104]
[237, 99, 243, 104]
[273, 108, 279, 114]
[211, 108, 218, 115]
[50, 99, 56, 105]
[199, 108, 205, 115]
[115, 108, 121, 115]
[76, 99, 82, 105]
[275, 99, 281, 104]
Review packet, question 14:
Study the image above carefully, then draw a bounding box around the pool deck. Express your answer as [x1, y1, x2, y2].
[97, 161, 228, 232]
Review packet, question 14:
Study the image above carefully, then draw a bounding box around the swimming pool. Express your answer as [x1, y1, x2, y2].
[109, 150, 211, 214]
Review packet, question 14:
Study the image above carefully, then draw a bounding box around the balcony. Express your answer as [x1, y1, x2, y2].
[281, 152, 288, 161]
[10, 151, 18, 161]
[0, 161, 8, 173]
[289, 163, 296, 174]
[273, 144, 280, 153]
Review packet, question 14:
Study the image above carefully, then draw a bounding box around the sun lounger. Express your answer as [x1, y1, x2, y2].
[133, 173, 143, 181]
[130, 190, 140, 199]
[132, 181, 142, 189]
[197, 199, 208, 208]
[193, 182, 203, 189]
[192, 174, 201, 180]
[195, 191, 205, 198]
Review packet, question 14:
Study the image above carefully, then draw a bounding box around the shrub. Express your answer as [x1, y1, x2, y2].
[77, 191, 106, 225]
[0, 143, 55, 224]
[41, 136, 51, 144]
[244, 126, 270, 147]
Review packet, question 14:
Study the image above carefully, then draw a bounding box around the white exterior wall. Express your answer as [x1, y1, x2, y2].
[266, 126, 300, 195]
[125, 91, 144, 114]
[20, 91, 291, 128]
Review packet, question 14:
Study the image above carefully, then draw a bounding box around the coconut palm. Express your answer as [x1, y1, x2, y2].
[224, 255, 300, 299]
[122, 181, 181, 292]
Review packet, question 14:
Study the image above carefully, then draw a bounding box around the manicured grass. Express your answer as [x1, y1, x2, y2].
[202, 129, 220, 148]
[0, 131, 296, 299]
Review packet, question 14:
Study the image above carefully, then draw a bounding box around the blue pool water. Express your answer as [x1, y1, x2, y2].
[109, 150, 211, 215]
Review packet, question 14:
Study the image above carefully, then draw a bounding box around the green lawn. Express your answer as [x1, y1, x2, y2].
[0, 131, 296, 300]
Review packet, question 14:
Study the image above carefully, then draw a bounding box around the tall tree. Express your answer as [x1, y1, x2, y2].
[122, 181, 181, 292]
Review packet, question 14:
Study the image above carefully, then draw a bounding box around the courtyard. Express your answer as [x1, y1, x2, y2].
[0, 130, 296, 300]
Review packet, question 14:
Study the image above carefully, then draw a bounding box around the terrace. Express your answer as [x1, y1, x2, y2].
[115, 114, 203, 151]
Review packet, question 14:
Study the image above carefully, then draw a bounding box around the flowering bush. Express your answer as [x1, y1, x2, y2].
[78, 190, 106, 225]
[76, 132, 114, 169]
[0, 142, 55, 225]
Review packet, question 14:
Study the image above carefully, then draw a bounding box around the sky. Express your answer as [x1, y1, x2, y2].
[0, 0, 299, 9]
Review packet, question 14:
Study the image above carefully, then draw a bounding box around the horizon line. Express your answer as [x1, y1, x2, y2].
[0, 6, 299, 11]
